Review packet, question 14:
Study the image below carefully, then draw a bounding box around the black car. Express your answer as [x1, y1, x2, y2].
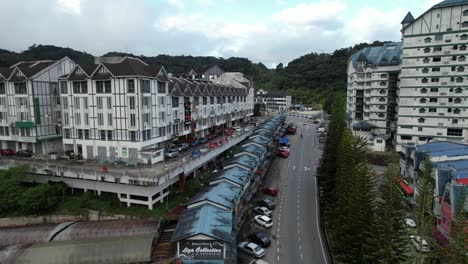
[200, 137, 208, 144]
[16, 150, 33, 157]
[256, 199, 275, 210]
[249, 231, 271, 248]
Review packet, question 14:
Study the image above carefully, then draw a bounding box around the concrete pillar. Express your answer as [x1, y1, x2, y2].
[148, 196, 153, 210]
[97, 190, 101, 195]
[127, 200, 131, 207]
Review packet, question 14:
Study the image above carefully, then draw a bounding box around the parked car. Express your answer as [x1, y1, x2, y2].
[254, 206, 272, 217]
[404, 218, 416, 229]
[238, 242, 265, 258]
[279, 146, 289, 153]
[249, 231, 271, 248]
[200, 137, 208, 144]
[248, 259, 269, 264]
[410, 235, 431, 253]
[0, 148, 14, 156]
[177, 143, 189, 152]
[191, 150, 201, 158]
[225, 129, 233, 136]
[16, 150, 33, 157]
[200, 146, 209, 153]
[208, 142, 218, 149]
[254, 215, 273, 228]
[257, 199, 275, 210]
[277, 149, 289, 158]
[313, 120, 319, 124]
[165, 148, 179, 158]
[263, 187, 278, 197]
[191, 139, 200, 147]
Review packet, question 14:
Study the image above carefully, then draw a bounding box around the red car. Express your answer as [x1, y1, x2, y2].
[225, 129, 233, 136]
[0, 149, 14, 156]
[263, 187, 278, 196]
[207, 133, 216, 140]
[277, 149, 289, 158]
[208, 142, 218, 149]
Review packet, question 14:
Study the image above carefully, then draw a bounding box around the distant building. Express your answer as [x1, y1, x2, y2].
[0, 57, 75, 154]
[346, 42, 401, 152]
[254, 90, 292, 112]
[196, 64, 225, 81]
[397, 1, 468, 151]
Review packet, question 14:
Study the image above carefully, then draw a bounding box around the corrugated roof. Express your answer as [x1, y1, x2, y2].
[17, 60, 56, 78]
[416, 141, 468, 158]
[224, 154, 261, 171]
[10, 235, 155, 264]
[242, 137, 270, 148]
[188, 181, 242, 210]
[239, 144, 267, 157]
[171, 204, 232, 243]
[210, 167, 252, 187]
[350, 42, 402, 67]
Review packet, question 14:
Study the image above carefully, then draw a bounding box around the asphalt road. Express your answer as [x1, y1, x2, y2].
[266, 118, 329, 264]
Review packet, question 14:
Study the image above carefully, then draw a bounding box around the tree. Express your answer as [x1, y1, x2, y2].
[414, 155, 437, 263]
[440, 188, 467, 263]
[20, 184, 62, 214]
[275, 63, 283, 71]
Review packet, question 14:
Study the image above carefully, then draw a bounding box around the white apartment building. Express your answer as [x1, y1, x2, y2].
[346, 43, 401, 152]
[0, 57, 75, 153]
[59, 57, 254, 164]
[254, 90, 292, 112]
[397, 0, 468, 151]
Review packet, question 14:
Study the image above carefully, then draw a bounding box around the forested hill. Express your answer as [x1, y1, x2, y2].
[0, 42, 387, 104]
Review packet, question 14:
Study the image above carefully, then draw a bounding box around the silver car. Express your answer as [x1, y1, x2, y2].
[165, 148, 179, 158]
[238, 242, 265, 258]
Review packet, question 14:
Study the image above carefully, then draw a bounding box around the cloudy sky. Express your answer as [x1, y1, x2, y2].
[0, 0, 443, 67]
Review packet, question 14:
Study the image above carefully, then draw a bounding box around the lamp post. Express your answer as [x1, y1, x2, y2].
[45, 114, 49, 162]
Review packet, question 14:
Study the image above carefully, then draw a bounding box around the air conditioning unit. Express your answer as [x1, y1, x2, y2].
[443, 61, 450, 64]
[444, 51, 450, 55]
[438, 123, 444, 126]
[441, 82, 448, 85]
[437, 132, 443, 136]
[442, 72, 449, 76]
[438, 113, 445, 116]
[440, 92, 447, 95]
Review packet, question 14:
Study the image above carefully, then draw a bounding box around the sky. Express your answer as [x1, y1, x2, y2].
[0, 0, 443, 67]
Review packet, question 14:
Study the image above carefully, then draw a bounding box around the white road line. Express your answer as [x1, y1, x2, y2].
[277, 256, 280, 261]
[314, 155, 329, 264]
[277, 247, 280, 253]
[300, 253, 303, 260]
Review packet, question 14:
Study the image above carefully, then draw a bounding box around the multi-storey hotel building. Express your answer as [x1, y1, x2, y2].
[0, 58, 75, 153]
[59, 57, 254, 164]
[346, 42, 401, 151]
[397, 0, 468, 150]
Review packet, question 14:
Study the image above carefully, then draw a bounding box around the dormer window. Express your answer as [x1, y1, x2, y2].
[454, 108, 461, 114]
[423, 58, 430, 63]
[379, 105, 385, 110]
[391, 57, 398, 63]
[418, 118, 425, 123]
[421, 88, 427, 94]
[421, 78, 428, 83]
[458, 55, 466, 62]
[454, 98, 462, 103]
[420, 98, 427, 103]
[422, 68, 429, 73]
[463, 10, 468, 16]
[457, 66, 465, 72]
[455, 87, 463, 93]
[378, 113, 385, 118]
[424, 48, 431, 53]
[379, 89, 386, 94]
[419, 108, 426, 113]
[381, 57, 388, 63]
[460, 45, 467, 51]
[456, 77, 463, 83]
[461, 34, 468, 40]
[462, 21, 468, 28]
[379, 98, 385, 102]
[424, 37, 432, 43]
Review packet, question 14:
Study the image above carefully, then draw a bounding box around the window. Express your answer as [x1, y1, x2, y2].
[420, 98, 427, 103]
[453, 45, 458, 50]
[433, 47, 442, 52]
[74, 97, 80, 109]
[460, 45, 467, 51]
[14, 82, 27, 94]
[458, 56, 466, 62]
[127, 79, 135, 93]
[401, 135, 412, 140]
[172, 96, 179, 107]
[97, 97, 103, 109]
[447, 128, 462, 136]
[60, 81, 67, 94]
[62, 97, 68, 108]
[430, 88, 438, 92]
[456, 77, 463, 83]
[380, 74, 387, 78]
[435, 33, 443, 41]
[429, 98, 438, 103]
[455, 87, 463, 93]
[461, 34, 468, 41]
[96, 81, 111, 93]
[424, 48, 430, 53]
[379, 98, 385, 102]
[75, 113, 81, 125]
[157, 81, 165, 93]
[429, 108, 436, 112]
[129, 113, 136, 127]
[210, 96, 214, 104]
[100, 130, 106, 140]
[454, 108, 461, 114]
[97, 113, 104, 126]
[64, 129, 71, 138]
[141, 80, 150, 93]
[77, 129, 83, 139]
[462, 21, 468, 28]
[432, 67, 440, 72]
[130, 131, 137, 141]
[72, 81, 87, 94]
[421, 88, 427, 94]
[433, 57, 441, 62]
[418, 118, 425, 123]
[458, 66, 465, 72]
[379, 105, 385, 110]
[84, 113, 89, 126]
[422, 78, 428, 83]
[64, 113, 69, 125]
[463, 10, 468, 16]
[378, 113, 385, 118]
[84, 129, 90, 139]
[419, 108, 426, 113]
[424, 37, 432, 43]
[452, 119, 459, 124]
[422, 68, 429, 73]
[380, 81, 387, 86]
[129, 97, 135, 110]
[107, 130, 112, 140]
[431, 77, 439, 83]
[108, 113, 112, 126]
[379, 89, 386, 94]
[418, 127, 423, 132]
[423, 58, 430, 63]
[106, 97, 112, 109]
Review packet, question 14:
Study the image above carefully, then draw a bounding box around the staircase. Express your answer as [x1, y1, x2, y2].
[152, 223, 177, 263]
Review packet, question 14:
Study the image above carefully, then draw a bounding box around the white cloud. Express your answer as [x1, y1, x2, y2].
[167, 0, 184, 9]
[424, 0, 441, 9]
[271, 1, 347, 26]
[56, 0, 81, 14]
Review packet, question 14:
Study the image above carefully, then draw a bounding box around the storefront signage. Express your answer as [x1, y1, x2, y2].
[184, 101, 192, 125]
[178, 240, 224, 260]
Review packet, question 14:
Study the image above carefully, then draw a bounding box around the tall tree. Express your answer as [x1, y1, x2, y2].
[414, 155, 437, 263]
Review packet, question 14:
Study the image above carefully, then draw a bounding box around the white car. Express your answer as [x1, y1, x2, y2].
[238, 242, 265, 258]
[248, 259, 269, 264]
[404, 218, 416, 228]
[410, 235, 431, 253]
[254, 215, 273, 228]
[279, 146, 290, 153]
[254, 206, 272, 217]
[165, 148, 179, 158]
[199, 146, 209, 153]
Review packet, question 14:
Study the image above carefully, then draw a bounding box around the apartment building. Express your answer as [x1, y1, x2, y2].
[346, 42, 401, 151]
[397, 0, 468, 151]
[59, 57, 254, 164]
[0, 58, 75, 153]
[254, 90, 292, 112]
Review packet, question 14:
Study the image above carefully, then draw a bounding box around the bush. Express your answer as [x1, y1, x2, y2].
[20, 184, 62, 214]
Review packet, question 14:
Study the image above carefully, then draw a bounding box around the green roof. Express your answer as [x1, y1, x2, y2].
[433, 0, 468, 9]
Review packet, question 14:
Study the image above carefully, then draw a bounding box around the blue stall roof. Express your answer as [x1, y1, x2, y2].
[250, 131, 273, 139]
[171, 204, 232, 243]
[239, 144, 267, 156]
[187, 181, 242, 210]
[417, 141, 468, 157]
[243, 137, 270, 147]
[437, 160, 468, 180]
[224, 154, 261, 171]
[210, 167, 252, 187]
[278, 137, 289, 144]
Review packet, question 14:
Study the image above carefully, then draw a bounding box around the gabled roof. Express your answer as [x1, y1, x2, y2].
[224, 154, 261, 171]
[401, 11, 415, 24]
[171, 204, 232, 243]
[433, 0, 468, 9]
[187, 181, 242, 210]
[242, 137, 270, 148]
[210, 167, 252, 187]
[238, 145, 267, 157]
[0, 67, 12, 80]
[14, 60, 56, 78]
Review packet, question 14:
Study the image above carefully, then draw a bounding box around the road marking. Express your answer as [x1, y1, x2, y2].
[301, 253, 303, 261]
[277, 256, 280, 261]
[293, 165, 296, 170]
[277, 247, 280, 253]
